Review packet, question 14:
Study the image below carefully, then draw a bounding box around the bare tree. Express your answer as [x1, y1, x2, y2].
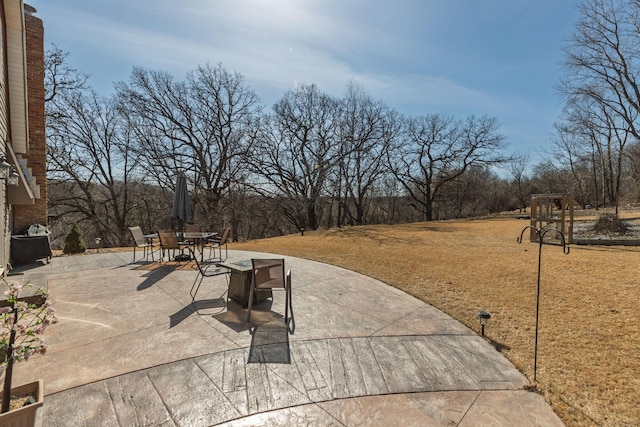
[531, 160, 574, 195]
[562, 0, 640, 137]
[333, 83, 401, 226]
[388, 114, 507, 221]
[438, 165, 503, 218]
[116, 63, 262, 230]
[247, 84, 341, 231]
[557, 91, 632, 212]
[47, 88, 142, 245]
[508, 153, 532, 212]
[626, 140, 640, 199]
[44, 44, 88, 104]
[560, 0, 640, 212]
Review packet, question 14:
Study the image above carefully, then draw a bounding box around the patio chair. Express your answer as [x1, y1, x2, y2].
[185, 223, 201, 232]
[128, 226, 158, 262]
[187, 244, 229, 305]
[205, 227, 231, 261]
[247, 258, 292, 323]
[157, 229, 189, 264]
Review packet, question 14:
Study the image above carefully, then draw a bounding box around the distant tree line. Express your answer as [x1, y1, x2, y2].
[44, 56, 513, 247]
[44, 0, 640, 248]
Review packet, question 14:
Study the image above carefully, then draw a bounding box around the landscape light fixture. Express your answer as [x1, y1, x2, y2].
[477, 310, 491, 336]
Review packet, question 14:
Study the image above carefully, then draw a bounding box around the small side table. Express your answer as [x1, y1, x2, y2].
[220, 259, 272, 308]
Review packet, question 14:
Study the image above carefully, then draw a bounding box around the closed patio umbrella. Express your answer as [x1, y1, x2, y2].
[171, 171, 191, 232]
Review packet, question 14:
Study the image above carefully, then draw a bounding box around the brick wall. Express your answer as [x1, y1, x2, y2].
[13, 9, 47, 232]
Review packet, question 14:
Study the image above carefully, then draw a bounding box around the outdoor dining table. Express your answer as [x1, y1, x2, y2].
[182, 231, 218, 262]
[219, 259, 272, 308]
[144, 231, 218, 262]
[143, 233, 158, 243]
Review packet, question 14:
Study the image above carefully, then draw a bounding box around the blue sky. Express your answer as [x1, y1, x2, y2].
[28, 0, 582, 163]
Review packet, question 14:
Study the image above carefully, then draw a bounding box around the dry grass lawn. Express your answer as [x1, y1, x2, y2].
[230, 216, 639, 426]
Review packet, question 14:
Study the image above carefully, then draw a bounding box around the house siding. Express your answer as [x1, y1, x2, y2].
[0, 0, 45, 271]
[0, 1, 8, 270]
[4, 0, 26, 154]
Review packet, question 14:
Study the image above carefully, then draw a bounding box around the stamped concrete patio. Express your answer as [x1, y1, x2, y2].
[11, 250, 564, 426]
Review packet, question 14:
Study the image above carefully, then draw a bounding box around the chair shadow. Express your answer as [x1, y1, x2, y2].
[287, 304, 295, 335]
[193, 297, 227, 316]
[211, 300, 272, 333]
[136, 264, 179, 291]
[169, 298, 226, 328]
[248, 320, 291, 364]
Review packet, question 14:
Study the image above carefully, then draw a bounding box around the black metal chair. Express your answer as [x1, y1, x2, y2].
[187, 245, 229, 306]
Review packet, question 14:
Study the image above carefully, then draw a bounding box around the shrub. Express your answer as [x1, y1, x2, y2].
[591, 213, 628, 235]
[63, 223, 86, 254]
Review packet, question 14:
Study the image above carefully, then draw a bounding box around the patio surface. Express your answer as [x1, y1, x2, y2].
[10, 250, 564, 426]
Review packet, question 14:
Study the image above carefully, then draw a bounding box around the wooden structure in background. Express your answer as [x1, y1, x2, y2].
[530, 194, 574, 244]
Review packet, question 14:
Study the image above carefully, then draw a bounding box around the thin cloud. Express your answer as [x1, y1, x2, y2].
[31, 0, 581, 158]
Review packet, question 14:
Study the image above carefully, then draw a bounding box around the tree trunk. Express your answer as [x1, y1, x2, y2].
[1, 309, 18, 413]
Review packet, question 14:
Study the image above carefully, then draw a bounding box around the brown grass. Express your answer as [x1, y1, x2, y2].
[229, 217, 640, 426]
